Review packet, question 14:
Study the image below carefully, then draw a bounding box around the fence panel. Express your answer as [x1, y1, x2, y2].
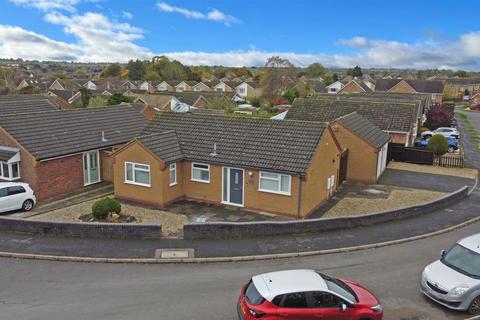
[433, 154, 464, 168]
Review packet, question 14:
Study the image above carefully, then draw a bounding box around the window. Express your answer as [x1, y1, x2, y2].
[7, 186, 26, 195]
[169, 163, 177, 186]
[330, 88, 337, 92]
[125, 162, 150, 187]
[309, 292, 342, 308]
[0, 161, 20, 181]
[259, 172, 291, 195]
[282, 292, 308, 308]
[238, 87, 245, 94]
[0, 187, 7, 198]
[191, 163, 210, 183]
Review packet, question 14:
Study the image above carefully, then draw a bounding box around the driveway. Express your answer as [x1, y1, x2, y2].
[456, 109, 480, 169]
[378, 168, 475, 192]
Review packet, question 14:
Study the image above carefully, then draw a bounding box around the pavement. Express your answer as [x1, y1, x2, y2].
[2, 220, 480, 320]
[456, 109, 480, 168]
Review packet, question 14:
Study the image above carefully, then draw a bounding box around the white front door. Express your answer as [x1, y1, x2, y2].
[83, 150, 100, 186]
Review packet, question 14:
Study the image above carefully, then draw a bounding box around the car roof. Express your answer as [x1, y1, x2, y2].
[0, 182, 30, 188]
[252, 269, 328, 302]
[458, 234, 480, 254]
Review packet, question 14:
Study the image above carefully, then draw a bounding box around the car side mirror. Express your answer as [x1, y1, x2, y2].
[341, 303, 347, 312]
[441, 249, 446, 257]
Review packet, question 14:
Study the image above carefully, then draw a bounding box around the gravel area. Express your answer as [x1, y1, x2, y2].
[29, 199, 188, 237]
[387, 162, 478, 179]
[322, 187, 446, 218]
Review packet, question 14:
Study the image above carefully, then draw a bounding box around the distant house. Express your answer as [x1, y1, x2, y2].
[0, 106, 147, 200]
[325, 80, 347, 94]
[113, 112, 342, 218]
[338, 79, 373, 94]
[192, 82, 212, 92]
[212, 81, 235, 93]
[236, 81, 261, 99]
[47, 90, 81, 108]
[156, 81, 179, 92]
[375, 79, 444, 104]
[120, 81, 138, 91]
[175, 81, 198, 92]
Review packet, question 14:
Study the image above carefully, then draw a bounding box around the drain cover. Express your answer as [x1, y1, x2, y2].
[155, 248, 195, 259]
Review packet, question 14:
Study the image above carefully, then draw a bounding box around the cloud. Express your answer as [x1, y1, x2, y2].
[337, 36, 369, 47]
[123, 11, 133, 19]
[157, 2, 239, 26]
[8, 0, 81, 12]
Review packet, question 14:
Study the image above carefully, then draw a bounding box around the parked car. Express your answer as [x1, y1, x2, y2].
[0, 182, 36, 213]
[237, 269, 383, 320]
[471, 104, 480, 111]
[421, 233, 480, 314]
[421, 127, 459, 139]
[414, 137, 459, 153]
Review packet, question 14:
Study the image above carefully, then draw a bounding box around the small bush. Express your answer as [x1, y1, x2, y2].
[428, 135, 449, 156]
[419, 127, 430, 134]
[91, 198, 121, 219]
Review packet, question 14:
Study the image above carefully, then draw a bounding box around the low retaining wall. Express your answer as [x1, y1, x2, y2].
[183, 186, 470, 240]
[0, 217, 162, 239]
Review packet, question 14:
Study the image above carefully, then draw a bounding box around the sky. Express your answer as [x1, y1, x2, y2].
[0, 0, 480, 70]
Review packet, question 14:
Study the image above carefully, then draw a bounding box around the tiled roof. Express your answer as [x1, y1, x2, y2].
[375, 79, 444, 94]
[0, 149, 17, 162]
[335, 112, 390, 148]
[138, 131, 184, 164]
[142, 112, 328, 174]
[445, 78, 480, 85]
[287, 98, 416, 133]
[0, 94, 60, 115]
[49, 89, 79, 101]
[0, 106, 147, 160]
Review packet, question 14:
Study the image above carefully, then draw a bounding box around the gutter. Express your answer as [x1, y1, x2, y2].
[296, 174, 303, 220]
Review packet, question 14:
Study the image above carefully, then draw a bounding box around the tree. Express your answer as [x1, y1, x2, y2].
[428, 135, 449, 157]
[19, 85, 41, 94]
[127, 59, 147, 80]
[144, 70, 161, 81]
[305, 63, 327, 78]
[107, 93, 134, 105]
[351, 65, 363, 77]
[249, 96, 262, 108]
[100, 64, 121, 78]
[74, 68, 88, 79]
[323, 73, 334, 86]
[454, 70, 468, 78]
[209, 95, 236, 113]
[424, 104, 454, 130]
[79, 88, 92, 108]
[282, 89, 299, 104]
[260, 56, 297, 99]
[332, 73, 339, 82]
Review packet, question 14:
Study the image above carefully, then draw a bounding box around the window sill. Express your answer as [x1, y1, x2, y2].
[191, 179, 210, 184]
[258, 189, 291, 196]
[125, 180, 151, 188]
[0, 177, 21, 182]
[169, 182, 177, 187]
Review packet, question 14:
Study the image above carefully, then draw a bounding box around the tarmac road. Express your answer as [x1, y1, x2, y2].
[2, 222, 480, 320]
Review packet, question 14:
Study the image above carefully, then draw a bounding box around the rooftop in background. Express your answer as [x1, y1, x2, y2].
[0, 94, 60, 115]
[0, 105, 147, 160]
[142, 112, 328, 174]
[334, 112, 390, 148]
[375, 79, 444, 94]
[288, 98, 417, 133]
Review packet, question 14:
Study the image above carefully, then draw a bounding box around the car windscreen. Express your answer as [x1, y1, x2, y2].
[245, 280, 265, 306]
[442, 244, 480, 279]
[319, 273, 358, 303]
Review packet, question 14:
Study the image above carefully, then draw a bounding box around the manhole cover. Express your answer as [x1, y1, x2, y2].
[154, 248, 195, 259]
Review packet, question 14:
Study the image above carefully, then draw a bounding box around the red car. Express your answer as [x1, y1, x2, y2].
[237, 269, 383, 320]
[471, 104, 480, 111]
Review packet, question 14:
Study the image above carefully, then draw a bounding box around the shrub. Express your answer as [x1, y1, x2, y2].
[91, 198, 121, 219]
[428, 135, 449, 156]
[424, 104, 454, 130]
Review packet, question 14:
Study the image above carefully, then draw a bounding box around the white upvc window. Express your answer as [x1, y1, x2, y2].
[0, 161, 20, 181]
[125, 162, 150, 187]
[191, 163, 210, 183]
[259, 171, 291, 195]
[169, 163, 177, 186]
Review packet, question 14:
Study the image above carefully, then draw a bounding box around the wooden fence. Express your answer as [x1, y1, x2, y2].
[433, 153, 465, 168]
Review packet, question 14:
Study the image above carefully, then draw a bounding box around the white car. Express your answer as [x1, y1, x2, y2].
[421, 233, 480, 314]
[421, 127, 459, 139]
[0, 182, 36, 213]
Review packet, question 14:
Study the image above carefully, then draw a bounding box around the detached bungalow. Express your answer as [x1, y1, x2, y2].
[338, 79, 373, 94]
[0, 106, 147, 200]
[375, 79, 444, 104]
[113, 112, 343, 218]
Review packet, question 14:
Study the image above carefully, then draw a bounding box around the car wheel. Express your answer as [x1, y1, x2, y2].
[424, 134, 432, 139]
[468, 296, 480, 315]
[22, 199, 34, 211]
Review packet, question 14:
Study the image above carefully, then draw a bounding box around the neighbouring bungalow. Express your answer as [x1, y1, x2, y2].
[175, 81, 198, 92]
[236, 81, 262, 99]
[0, 94, 60, 115]
[330, 112, 390, 184]
[375, 79, 444, 104]
[113, 112, 343, 218]
[287, 98, 418, 146]
[47, 90, 81, 108]
[192, 81, 212, 92]
[213, 81, 235, 93]
[156, 81, 180, 92]
[338, 79, 373, 94]
[0, 106, 147, 200]
[325, 80, 348, 94]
